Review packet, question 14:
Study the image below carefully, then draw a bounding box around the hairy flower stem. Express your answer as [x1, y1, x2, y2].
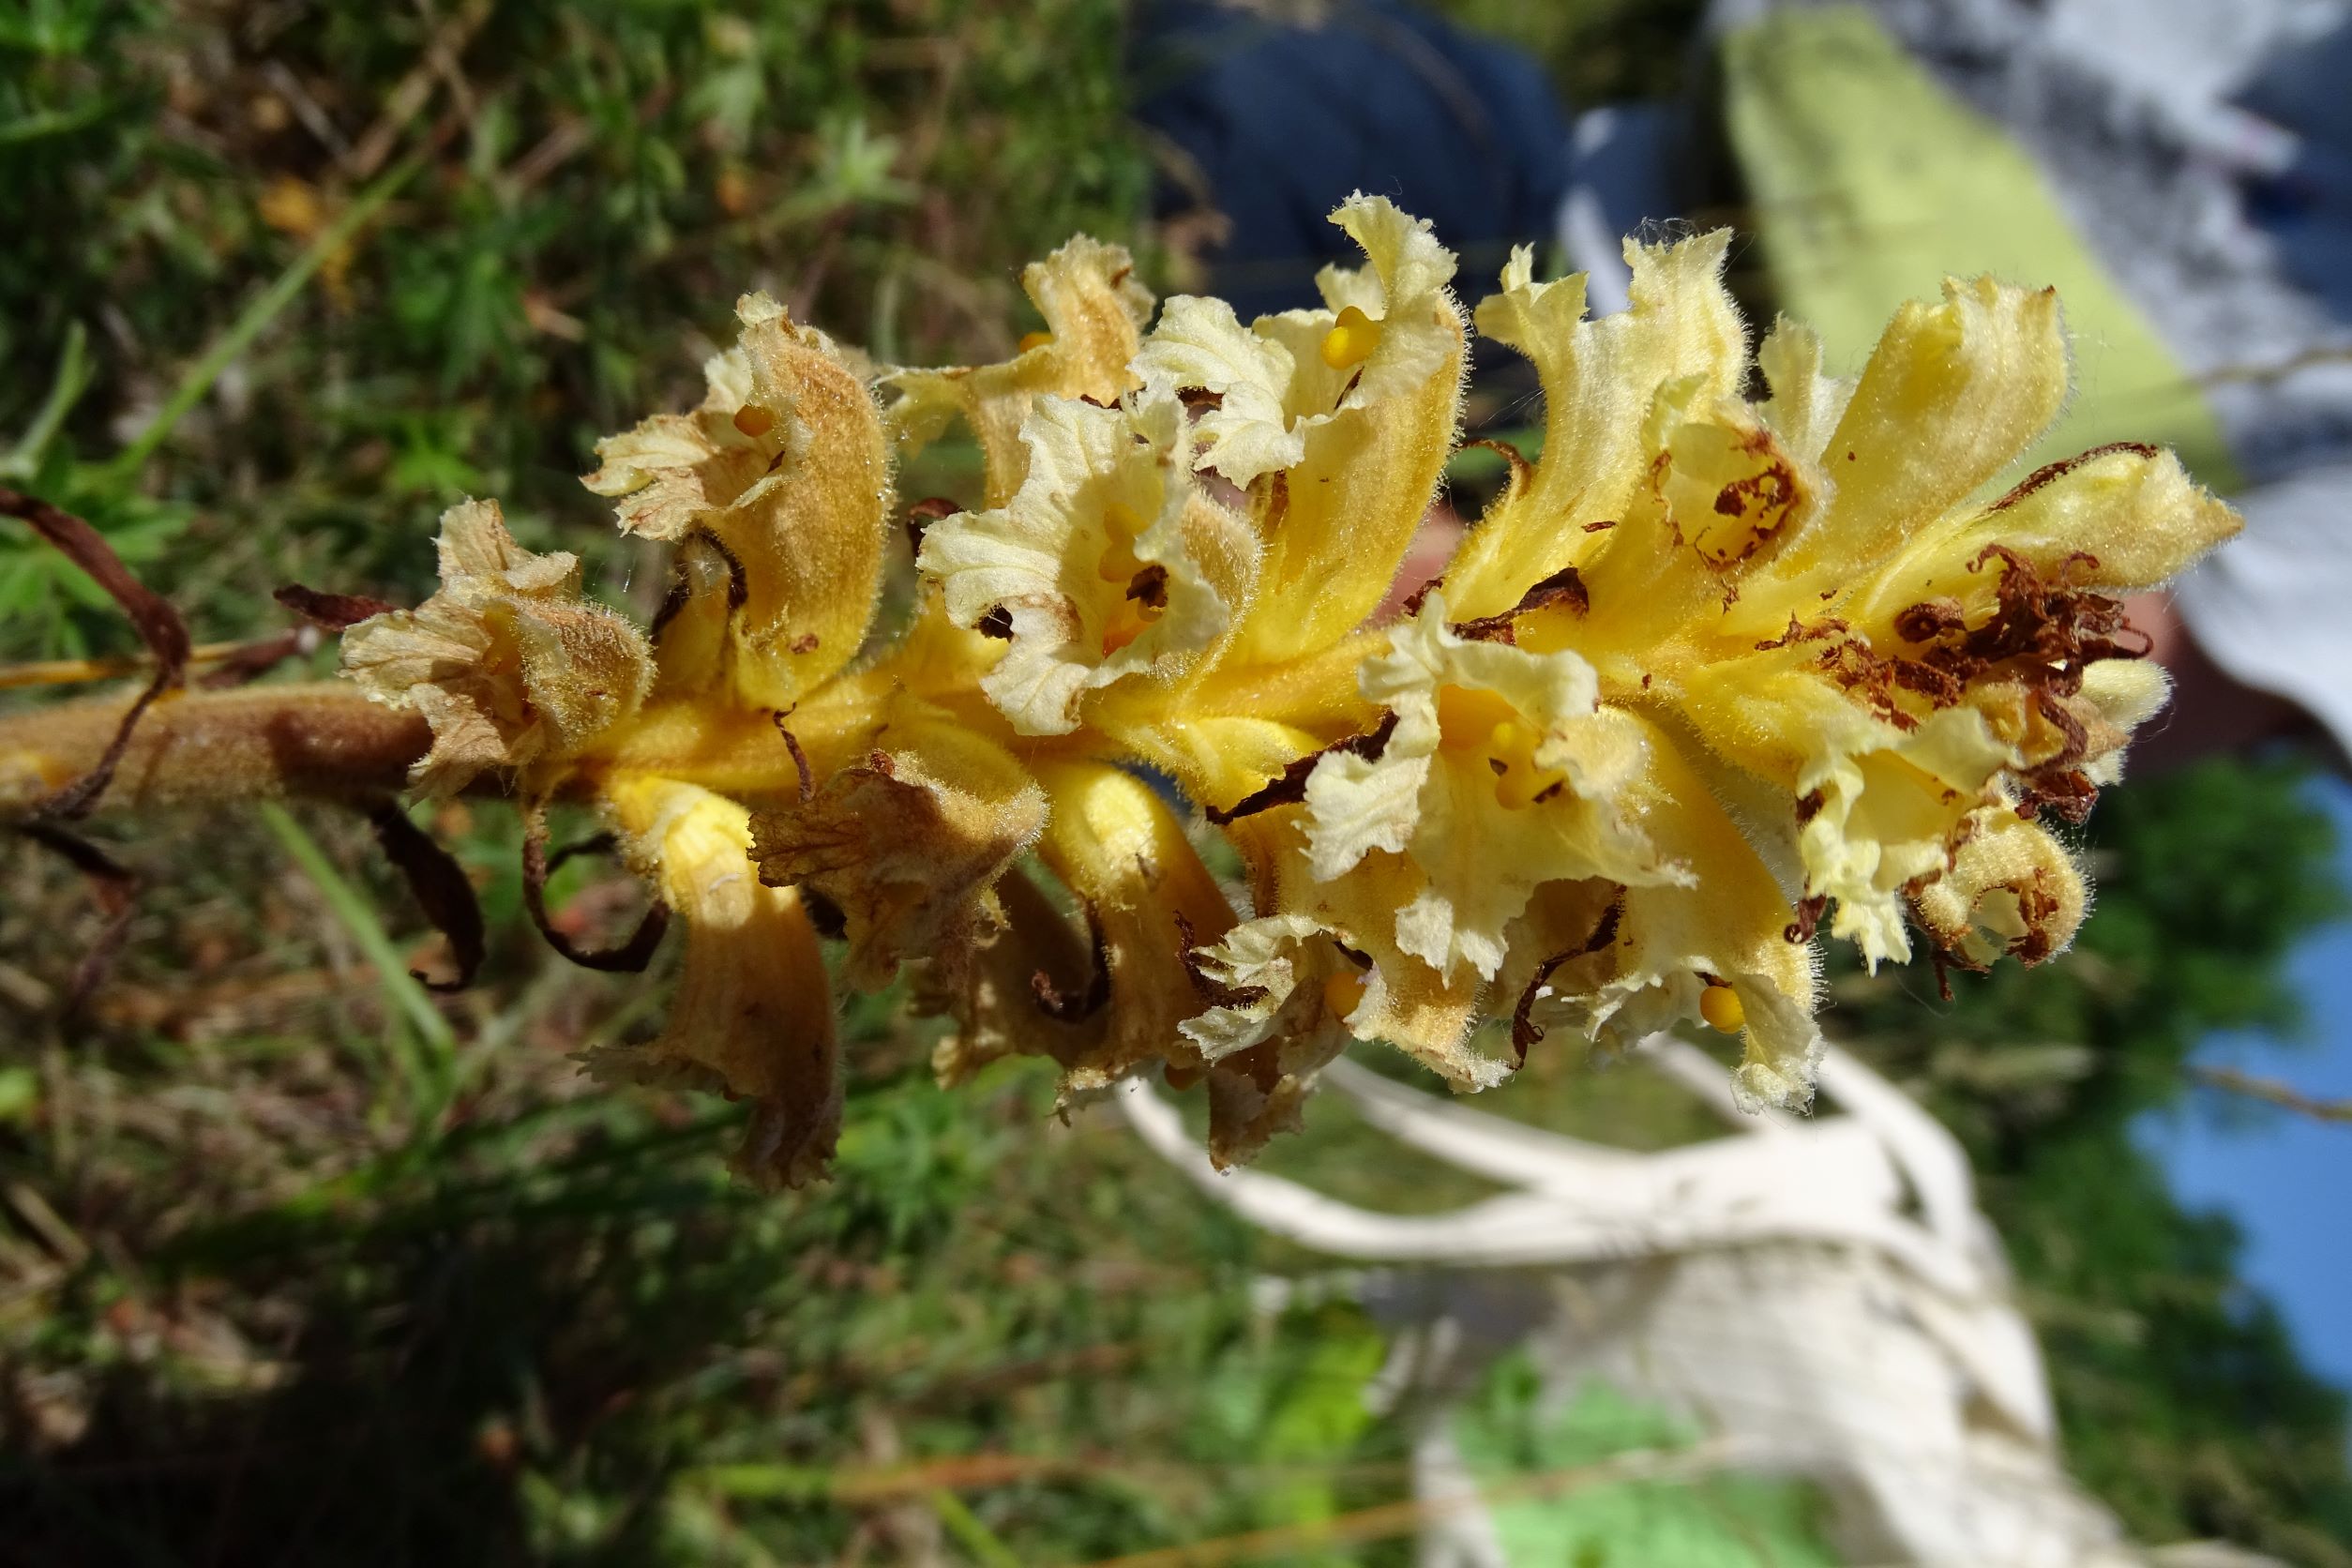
[0, 683, 430, 821]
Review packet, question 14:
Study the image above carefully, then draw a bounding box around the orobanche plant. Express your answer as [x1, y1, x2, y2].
[0, 197, 2238, 1186]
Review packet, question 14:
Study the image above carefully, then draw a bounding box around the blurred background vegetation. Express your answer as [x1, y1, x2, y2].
[2, 0, 2346, 1562]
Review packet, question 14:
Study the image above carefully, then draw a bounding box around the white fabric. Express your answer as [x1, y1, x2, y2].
[2175, 463, 2352, 761]
[1119, 1039, 2254, 1566]
[1685, 0, 2352, 760]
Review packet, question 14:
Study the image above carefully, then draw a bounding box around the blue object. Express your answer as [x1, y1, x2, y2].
[2236, 15, 2352, 319]
[2139, 776, 2352, 1395]
[1131, 1, 1573, 321]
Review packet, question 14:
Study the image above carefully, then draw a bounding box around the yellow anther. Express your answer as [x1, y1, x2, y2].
[1698, 984, 1746, 1034]
[1018, 330, 1053, 354]
[731, 403, 776, 438]
[1319, 305, 1382, 370]
[1322, 968, 1367, 1021]
[1436, 687, 1564, 808]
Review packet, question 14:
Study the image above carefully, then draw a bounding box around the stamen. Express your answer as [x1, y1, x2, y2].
[1435, 685, 1517, 750]
[1322, 968, 1367, 1021]
[731, 403, 776, 438]
[1699, 984, 1745, 1033]
[1319, 305, 1382, 370]
[1435, 686, 1567, 808]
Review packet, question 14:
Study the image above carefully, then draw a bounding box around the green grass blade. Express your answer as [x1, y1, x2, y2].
[109, 156, 421, 476]
[256, 800, 455, 1115]
[2, 321, 90, 478]
[928, 1488, 1025, 1568]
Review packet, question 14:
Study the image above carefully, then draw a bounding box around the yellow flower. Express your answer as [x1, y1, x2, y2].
[580, 292, 888, 711]
[884, 236, 1153, 507]
[1298, 593, 1673, 984]
[1141, 194, 1466, 669]
[589, 776, 841, 1190]
[1412, 236, 2234, 1084]
[917, 388, 1257, 735]
[342, 499, 651, 798]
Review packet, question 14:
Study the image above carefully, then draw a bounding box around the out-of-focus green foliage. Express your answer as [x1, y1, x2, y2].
[1455, 1360, 1839, 1567]
[1436, 0, 1710, 105]
[1835, 757, 2352, 1564]
[1, 0, 1147, 663]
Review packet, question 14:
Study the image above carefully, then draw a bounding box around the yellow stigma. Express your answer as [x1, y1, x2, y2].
[1095, 500, 1167, 654]
[1096, 502, 1144, 582]
[731, 403, 776, 438]
[1436, 686, 1566, 809]
[1698, 984, 1745, 1033]
[1100, 596, 1160, 655]
[1435, 684, 1517, 750]
[1319, 305, 1382, 370]
[1322, 968, 1367, 1021]
[1018, 330, 1053, 354]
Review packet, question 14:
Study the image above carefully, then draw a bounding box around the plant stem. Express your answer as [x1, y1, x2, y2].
[0, 682, 428, 821]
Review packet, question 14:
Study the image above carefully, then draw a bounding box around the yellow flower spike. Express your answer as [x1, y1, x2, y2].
[920, 389, 1256, 736]
[581, 293, 890, 712]
[884, 235, 1153, 506]
[589, 776, 841, 1190]
[1029, 760, 1240, 1094]
[746, 696, 1048, 991]
[24, 198, 2246, 1179]
[342, 499, 652, 798]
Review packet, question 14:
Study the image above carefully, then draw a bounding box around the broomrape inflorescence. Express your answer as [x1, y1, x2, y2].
[0, 198, 2239, 1185]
